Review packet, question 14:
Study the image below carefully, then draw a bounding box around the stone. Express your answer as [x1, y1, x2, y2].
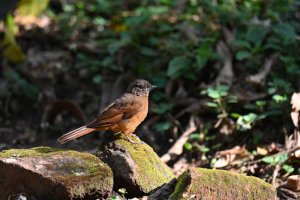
[97, 134, 175, 197]
[169, 168, 276, 200]
[0, 147, 113, 200]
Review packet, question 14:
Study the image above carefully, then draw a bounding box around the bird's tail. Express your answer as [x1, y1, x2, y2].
[57, 126, 95, 144]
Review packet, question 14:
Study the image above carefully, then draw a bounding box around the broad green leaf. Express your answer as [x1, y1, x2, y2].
[154, 121, 172, 132]
[189, 133, 200, 140]
[3, 14, 26, 63]
[262, 156, 276, 165]
[275, 153, 288, 164]
[282, 165, 294, 174]
[272, 94, 287, 103]
[140, 47, 158, 57]
[152, 103, 174, 114]
[230, 113, 241, 118]
[236, 51, 251, 60]
[194, 144, 210, 153]
[206, 102, 218, 108]
[233, 40, 251, 49]
[167, 56, 189, 79]
[108, 41, 125, 54]
[246, 25, 268, 45]
[273, 23, 296, 41]
[17, 0, 50, 16]
[5, 70, 39, 98]
[195, 56, 208, 71]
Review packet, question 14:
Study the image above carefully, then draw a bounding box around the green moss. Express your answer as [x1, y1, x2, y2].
[0, 146, 114, 198]
[0, 146, 65, 158]
[109, 134, 175, 193]
[169, 170, 191, 200]
[169, 168, 276, 200]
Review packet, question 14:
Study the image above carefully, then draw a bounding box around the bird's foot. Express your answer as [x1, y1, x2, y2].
[125, 135, 143, 144]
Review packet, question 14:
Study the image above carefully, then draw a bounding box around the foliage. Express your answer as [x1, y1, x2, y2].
[0, 0, 299, 193]
[2, 14, 26, 63]
[1, 0, 50, 63]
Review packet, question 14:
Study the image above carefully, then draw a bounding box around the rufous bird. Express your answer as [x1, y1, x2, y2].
[57, 79, 156, 144]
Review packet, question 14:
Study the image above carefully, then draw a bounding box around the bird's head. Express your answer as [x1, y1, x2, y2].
[127, 79, 157, 96]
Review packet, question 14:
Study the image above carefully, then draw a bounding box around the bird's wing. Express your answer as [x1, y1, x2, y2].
[86, 94, 143, 129]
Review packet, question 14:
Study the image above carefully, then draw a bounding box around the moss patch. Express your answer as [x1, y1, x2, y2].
[169, 168, 276, 200]
[98, 134, 175, 196]
[0, 146, 113, 199]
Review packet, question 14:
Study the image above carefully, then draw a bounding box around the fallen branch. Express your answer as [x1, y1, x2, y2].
[215, 40, 234, 86]
[247, 53, 279, 85]
[161, 115, 198, 163]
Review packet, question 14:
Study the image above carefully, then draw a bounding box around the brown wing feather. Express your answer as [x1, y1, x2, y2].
[86, 93, 142, 129]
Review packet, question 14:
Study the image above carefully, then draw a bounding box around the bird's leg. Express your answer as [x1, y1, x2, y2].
[125, 135, 142, 144]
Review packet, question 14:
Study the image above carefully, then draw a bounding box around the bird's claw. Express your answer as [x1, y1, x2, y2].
[125, 135, 143, 144]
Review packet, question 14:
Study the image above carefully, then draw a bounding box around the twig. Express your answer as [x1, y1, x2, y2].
[247, 53, 279, 85]
[272, 164, 280, 186]
[161, 115, 198, 163]
[215, 40, 234, 86]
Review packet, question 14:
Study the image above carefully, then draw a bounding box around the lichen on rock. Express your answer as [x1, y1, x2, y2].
[169, 168, 277, 200]
[0, 146, 113, 200]
[97, 134, 175, 197]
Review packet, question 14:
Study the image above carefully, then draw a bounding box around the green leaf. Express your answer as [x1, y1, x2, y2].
[189, 133, 200, 140]
[262, 156, 276, 165]
[236, 113, 257, 130]
[108, 41, 125, 55]
[246, 25, 268, 45]
[236, 51, 251, 60]
[275, 153, 288, 164]
[140, 47, 158, 57]
[110, 195, 121, 200]
[154, 122, 172, 132]
[167, 56, 189, 79]
[184, 142, 193, 151]
[125, 15, 149, 27]
[282, 165, 294, 174]
[92, 74, 102, 84]
[195, 56, 208, 71]
[18, 0, 50, 16]
[233, 40, 251, 49]
[206, 102, 218, 108]
[272, 94, 287, 103]
[3, 14, 26, 63]
[230, 113, 241, 118]
[194, 144, 210, 153]
[273, 23, 296, 41]
[205, 85, 229, 99]
[152, 103, 174, 114]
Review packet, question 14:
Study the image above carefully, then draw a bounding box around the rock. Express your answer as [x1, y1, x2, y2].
[97, 134, 175, 197]
[0, 147, 113, 200]
[147, 178, 177, 200]
[169, 168, 276, 200]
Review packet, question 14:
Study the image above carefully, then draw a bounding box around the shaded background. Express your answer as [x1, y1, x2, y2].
[0, 1, 299, 199]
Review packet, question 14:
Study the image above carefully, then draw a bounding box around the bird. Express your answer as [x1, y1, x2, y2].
[57, 79, 156, 144]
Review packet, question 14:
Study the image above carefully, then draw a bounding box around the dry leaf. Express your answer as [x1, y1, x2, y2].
[291, 93, 300, 127]
[213, 157, 230, 168]
[257, 147, 268, 155]
[218, 145, 247, 157]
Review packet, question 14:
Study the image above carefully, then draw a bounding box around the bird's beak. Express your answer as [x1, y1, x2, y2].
[151, 85, 157, 90]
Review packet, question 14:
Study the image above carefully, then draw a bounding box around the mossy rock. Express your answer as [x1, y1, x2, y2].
[169, 168, 276, 200]
[97, 134, 175, 197]
[0, 146, 113, 200]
